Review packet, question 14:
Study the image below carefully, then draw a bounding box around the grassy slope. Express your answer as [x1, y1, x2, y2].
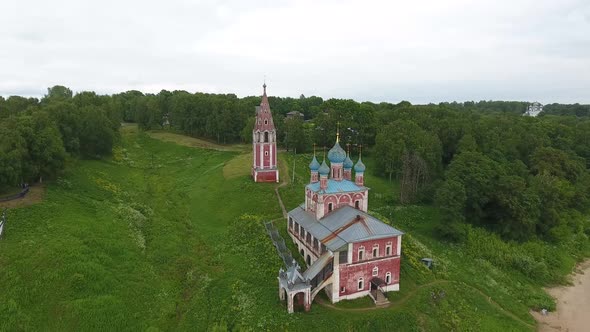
[0, 127, 553, 331]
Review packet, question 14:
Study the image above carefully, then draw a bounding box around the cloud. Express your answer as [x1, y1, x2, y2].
[0, 0, 588, 104]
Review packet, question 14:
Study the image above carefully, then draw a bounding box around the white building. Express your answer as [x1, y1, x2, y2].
[524, 102, 543, 117]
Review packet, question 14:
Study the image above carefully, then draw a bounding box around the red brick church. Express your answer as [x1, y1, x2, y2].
[251, 83, 279, 182]
[278, 133, 403, 313]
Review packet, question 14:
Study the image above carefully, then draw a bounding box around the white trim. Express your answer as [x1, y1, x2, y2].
[357, 277, 364, 291]
[385, 272, 391, 284]
[372, 266, 379, 276]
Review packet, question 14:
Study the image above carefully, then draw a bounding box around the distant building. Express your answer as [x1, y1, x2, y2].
[252, 83, 279, 183]
[286, 111, 304, 121]
[524, 102, 543, 117]
[278, 134, 403, 313]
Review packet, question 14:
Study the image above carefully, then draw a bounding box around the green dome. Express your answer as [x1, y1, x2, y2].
[354, 157, 366, 173]
[309, 156, 320, 171]
[328, 141, 346, 163]
[319, 160, 330, 175]
[343, 153, 353, 169]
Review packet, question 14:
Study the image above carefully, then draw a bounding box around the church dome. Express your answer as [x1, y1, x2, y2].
[328, 141, 346, 163]
[309, 156, 320, 171]
[354, 157, 366, 173]
[343, 153, 353, 169]
[319, 160, 330, 175]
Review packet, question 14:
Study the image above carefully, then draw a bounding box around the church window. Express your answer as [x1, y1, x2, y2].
[373, 245, 379, 258]
[385, 272, 392, 284]
[386, 242, 392, 256]
[295, 222, 299, 233]
[372, 267, 379, 276]
[328, 203, 333, 212]
[313, 238, 319, 250]
[358, 277, 364, 290]
[358, 247, 365, 261]
[340, 287, 346, 293]
[264, 119, 268, 125]
[265, 151, 268, 156]
[289, 217, 293, 229]
[264, 132, 269, 142]
[355, 200, 360, 209]
[306, 232, 311, 244]
[300, 227, 305, 238]
[339, 250, 348, 264]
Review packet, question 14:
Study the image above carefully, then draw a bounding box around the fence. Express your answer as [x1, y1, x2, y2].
[0, 186, 30, 202]
[0, 208, 6, 239]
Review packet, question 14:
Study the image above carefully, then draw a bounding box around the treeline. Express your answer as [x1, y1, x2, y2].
[372, 105, 590, 242]
[542, 103, 590, 117]
[0, 86, 120, 191]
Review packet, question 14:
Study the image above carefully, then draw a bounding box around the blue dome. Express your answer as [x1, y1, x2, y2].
[354, 157, 366, 173]
[319, 160, 330, 175]
[328, 141, 346, 163]
[343, 153, 353, 169]
[309, 156, 320, 171]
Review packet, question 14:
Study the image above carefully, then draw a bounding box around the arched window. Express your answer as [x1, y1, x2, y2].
[328, 203, 333, 212]
[358, 277, 364, 290]
[358, 246, 365, 261]
[306, 232, 311, 244]
[264, 132, 269, 142]
[306, 255, 311, 266]
[386, 242, 392, 256]
[372, 266, 379, 276]
[264, 119, 268, 125]
[355, 200, 360, 209]
[385, 272, 392, 284]
[373, 245, 379, 258]
[289, 217, 293, 229]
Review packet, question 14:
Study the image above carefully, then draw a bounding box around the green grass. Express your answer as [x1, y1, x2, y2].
[1, 128, 587, 331]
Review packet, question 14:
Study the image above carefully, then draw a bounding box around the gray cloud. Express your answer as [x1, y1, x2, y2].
[1, 0, 589, 104]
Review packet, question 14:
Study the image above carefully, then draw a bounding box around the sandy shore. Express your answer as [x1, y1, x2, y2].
[533, 260, 590, 332]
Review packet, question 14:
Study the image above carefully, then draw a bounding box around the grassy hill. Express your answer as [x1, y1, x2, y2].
[1, 125, 586, 331]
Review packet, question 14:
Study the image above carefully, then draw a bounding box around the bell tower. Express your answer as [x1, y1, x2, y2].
[252, 83, 279, 182]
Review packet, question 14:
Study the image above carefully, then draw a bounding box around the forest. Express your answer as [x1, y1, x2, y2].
[1, 86, 590, 245]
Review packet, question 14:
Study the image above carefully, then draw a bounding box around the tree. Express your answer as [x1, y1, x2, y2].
[79, 106, 115, 158]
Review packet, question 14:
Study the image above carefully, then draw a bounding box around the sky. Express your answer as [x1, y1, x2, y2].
[1, 0, 589, 104]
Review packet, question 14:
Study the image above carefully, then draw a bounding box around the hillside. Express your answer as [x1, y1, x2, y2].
[1, 125, 587, 331]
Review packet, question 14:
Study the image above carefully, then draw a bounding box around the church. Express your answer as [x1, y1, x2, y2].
[278, 133, 403, 312]
[251, 83, 279, 182]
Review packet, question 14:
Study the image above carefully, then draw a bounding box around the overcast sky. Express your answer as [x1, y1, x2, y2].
[1, 0, 589, 104]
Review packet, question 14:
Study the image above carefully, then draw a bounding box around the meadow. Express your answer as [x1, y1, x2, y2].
[1, 125, 588, 331]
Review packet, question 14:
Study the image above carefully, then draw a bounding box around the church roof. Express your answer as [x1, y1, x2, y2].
[254, 83, 276, 132]
[309, 155, 320, 171]
[318, 159, 330, 175]
[354, 157, 366, 173]
[343, 153, 353, 169]
[288, 205, 403, 252]
[328, 141, 346, 163]
[307, 178, 363, 194]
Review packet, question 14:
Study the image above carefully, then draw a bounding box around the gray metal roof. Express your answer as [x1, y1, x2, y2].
[288, 205, 403, 252]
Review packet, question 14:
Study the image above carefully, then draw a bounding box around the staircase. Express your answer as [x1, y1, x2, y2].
[370, 288, 390, 307]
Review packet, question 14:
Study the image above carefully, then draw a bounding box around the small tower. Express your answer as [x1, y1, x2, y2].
[327, 128, 346, 181]
[343, 144, 353, 181]
[319, 158, 329, 191]
[252, 83, 279, 182]
[309, 145, 320, 183]
[354, 146, 365, 187]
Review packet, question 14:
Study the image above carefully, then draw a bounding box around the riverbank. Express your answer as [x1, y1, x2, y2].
[533, 260, 590, 332]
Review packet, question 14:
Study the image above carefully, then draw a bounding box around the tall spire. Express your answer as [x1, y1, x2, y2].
[336, 121, 340, 143]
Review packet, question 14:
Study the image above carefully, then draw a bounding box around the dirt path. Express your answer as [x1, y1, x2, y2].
[533, 260, 590, 332]
[0, 185, 45, 209]
[315, 279, 535, 329]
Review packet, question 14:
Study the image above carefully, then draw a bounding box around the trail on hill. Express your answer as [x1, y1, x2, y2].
[315, 280, 535, 329]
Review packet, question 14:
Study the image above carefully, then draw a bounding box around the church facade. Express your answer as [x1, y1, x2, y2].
[252, 83, 279, 183]
[279, 135, 403, 312]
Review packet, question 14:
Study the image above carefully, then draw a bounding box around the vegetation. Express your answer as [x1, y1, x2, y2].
[1, 86, 590, 331]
